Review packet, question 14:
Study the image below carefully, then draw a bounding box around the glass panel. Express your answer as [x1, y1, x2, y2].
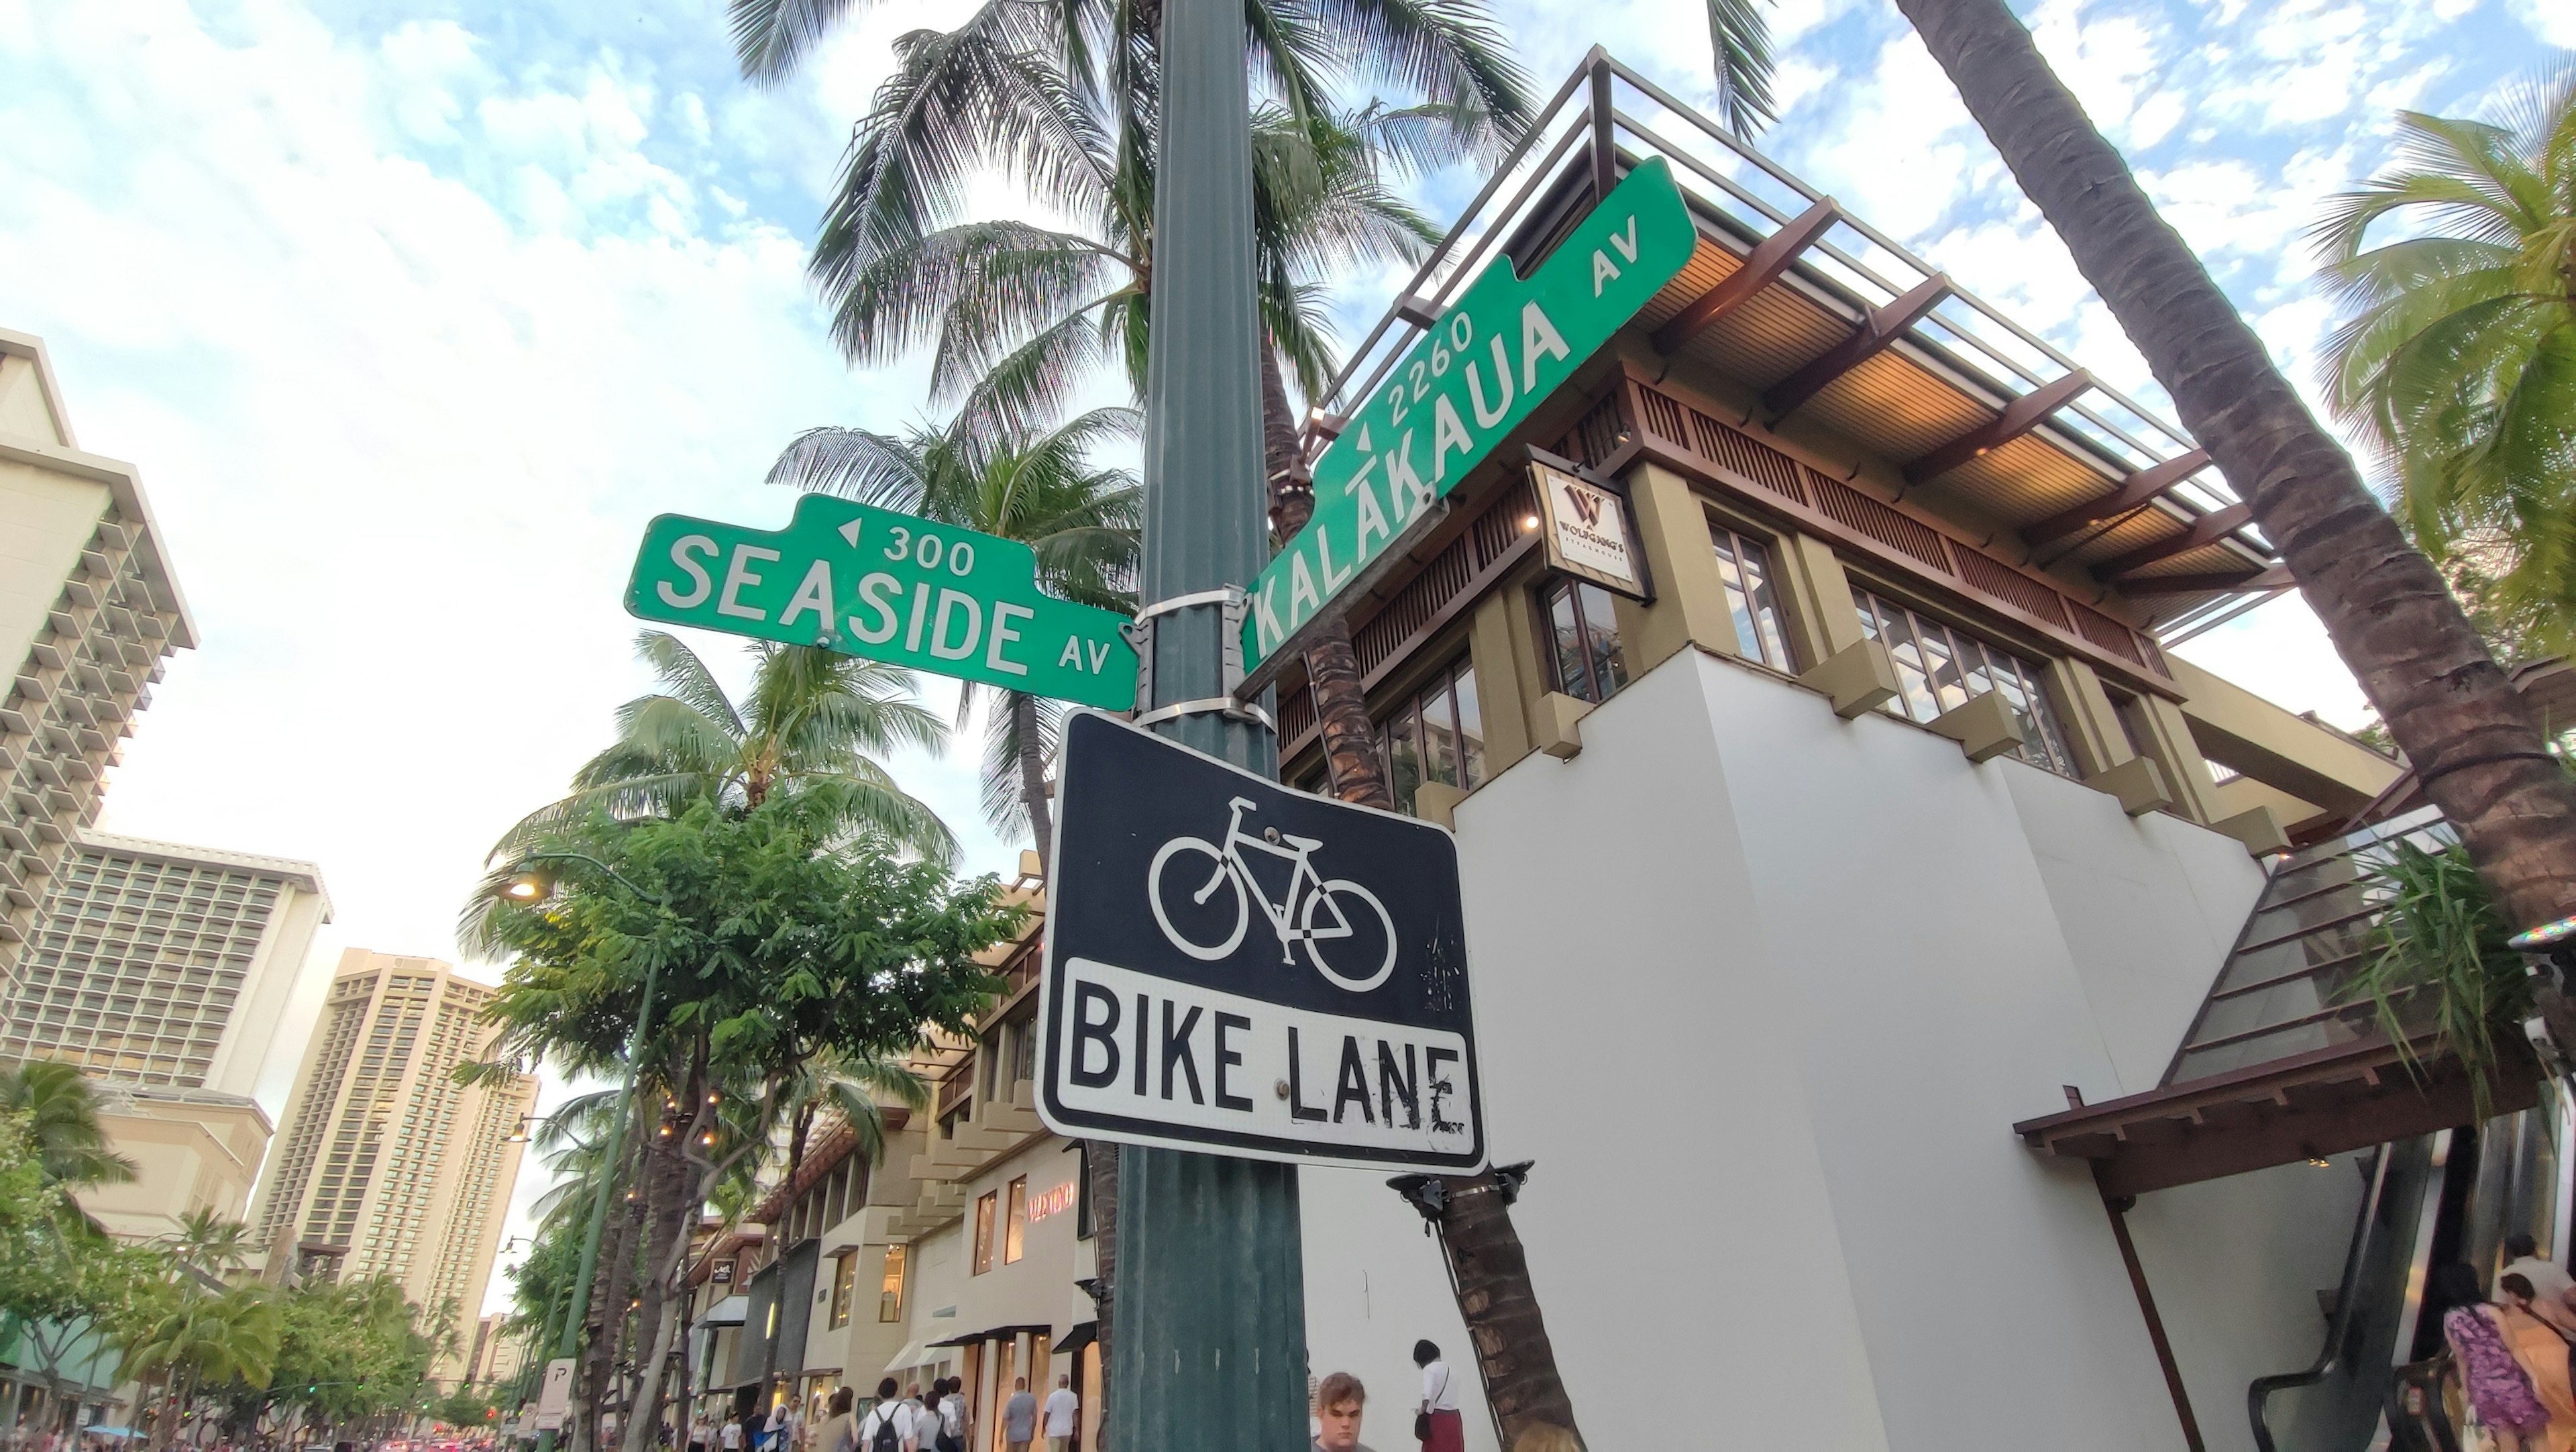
[1735, 534, 1795, 670]
[1950, 633, 1996, 702]
[1004, 1178, 1028, 1263]
[1579, 583, 1629, 696]
[1452, 664, 1486, 789]
[1851, 586, 1882, 640]
[880, 1245, 906, 1321]
[1385, 701, 1424, 817]
[1545, 581, 1593, 701]
[1711, 528, 1763, 664]
[1918, 616, 1969, 715]
[2021, 662, 2080, 774]
[1419, 680, 1458, 789]
[1868, 597, 1939, 722]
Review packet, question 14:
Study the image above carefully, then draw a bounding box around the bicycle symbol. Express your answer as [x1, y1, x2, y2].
[1146, 796, 1399, 992]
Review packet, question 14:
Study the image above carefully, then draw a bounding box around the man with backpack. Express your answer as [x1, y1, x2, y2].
[857, 1382, 908, 1452]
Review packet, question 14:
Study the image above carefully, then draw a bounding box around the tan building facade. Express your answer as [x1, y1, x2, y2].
[249, 951, 536, 1376]
[0, 330, 196, 992]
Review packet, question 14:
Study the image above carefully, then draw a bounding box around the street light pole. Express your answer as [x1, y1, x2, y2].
[1110, 0, 1309, 1443]
[504, 853, 668, 1452]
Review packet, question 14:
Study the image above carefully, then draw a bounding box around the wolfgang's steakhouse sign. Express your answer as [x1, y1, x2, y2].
[1242, 158, 1695, 672]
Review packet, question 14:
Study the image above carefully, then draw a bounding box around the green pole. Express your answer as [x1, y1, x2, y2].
[534, 956, 661, 1452]
[1109, 0, 1308, 1443]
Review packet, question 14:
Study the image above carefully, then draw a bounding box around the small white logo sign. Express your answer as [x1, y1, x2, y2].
[1532, 460, 1644, 597]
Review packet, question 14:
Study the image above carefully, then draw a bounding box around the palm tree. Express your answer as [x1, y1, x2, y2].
[2316, 64, 2576, 656]
[768, 403, 1141, 876]
[123, 1282, 282, 1449]
[496, 631, 953, 863]
[1884, 0, 2576, 1017]
[0, 1059, 134, 1189]
[160, 1208, 254, 1282]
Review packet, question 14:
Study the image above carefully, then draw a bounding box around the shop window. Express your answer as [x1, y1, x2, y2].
[878, 1245, 906, 1322]
[1538, 578, 1628, 704]
[1850, 585, 2080, 777]
[828, 1251, 857, 1329]
[972, 1191, 998, 1275]
[1709, 523, 1797, 671]
[1004, 1176, 1028, 1264]
[1377, 656, 1486, 817]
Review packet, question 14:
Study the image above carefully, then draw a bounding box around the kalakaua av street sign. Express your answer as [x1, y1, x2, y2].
[1036, 711, 1485, 1172]
[624, 493, 1138, 710]
[1242, 157, 1695, 674]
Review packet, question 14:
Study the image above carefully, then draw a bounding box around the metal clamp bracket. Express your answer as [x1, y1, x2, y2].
[1124, 586, 1274, 731]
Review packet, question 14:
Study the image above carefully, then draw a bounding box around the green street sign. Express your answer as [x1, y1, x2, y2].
[625, 494, 1138, 710]
[1244, 158, 1695, 672]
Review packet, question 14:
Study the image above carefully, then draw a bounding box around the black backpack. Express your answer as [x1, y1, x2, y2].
[867, 1412, 900, 1452]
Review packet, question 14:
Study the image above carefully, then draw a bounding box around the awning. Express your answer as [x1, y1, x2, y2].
[1055, 1324, 1096, 1357]
[701, 1295, 750, 1327]
[928, 1324, 1051, 1348]
[881, 1343, 927, 1376]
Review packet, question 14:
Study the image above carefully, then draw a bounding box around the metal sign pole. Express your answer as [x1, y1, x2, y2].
[1112, 0, 1308, 1439]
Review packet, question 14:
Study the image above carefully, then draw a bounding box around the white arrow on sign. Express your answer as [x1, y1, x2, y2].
[837, 519, 863, 548]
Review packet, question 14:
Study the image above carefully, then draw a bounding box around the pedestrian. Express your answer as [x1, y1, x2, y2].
[935, 1379, 965, 1452]
[1000, 1378, 1036, 1452]
[1311, 1371, 1373, 1452]
[2498, 1273, 2576, 1447]
[689, 1416, 707, 1452]
[1040, 1376, 1076, 1452]
[2502, 1233, 2576, 1312]
[857, 1383, 904, 1452]
[810, 1390, 856, 1452]
[2438, 1263, 2553, 1451]
[1410, 1342, 1461, 1452]
[902, 1386, 934, 1452]
[1507, 1428, 1578, 1452]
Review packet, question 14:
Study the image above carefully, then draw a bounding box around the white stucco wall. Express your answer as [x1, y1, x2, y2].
[1299, 647, 2358, 1451]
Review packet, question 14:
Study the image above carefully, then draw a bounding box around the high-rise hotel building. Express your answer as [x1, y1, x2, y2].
[250, 951, 536, 1373]
[0, 830, 330, 1239]
[0, 329, 195, 989]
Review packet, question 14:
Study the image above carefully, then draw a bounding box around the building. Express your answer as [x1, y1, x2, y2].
[680, 861, 1103, 1451]
[1253, 54, 2524, 1452]
[0, 331, 197, 997]
[249, 949, 537, 1377]
[465, 1312, 531, 1389]
[0, 830, 330, 1239]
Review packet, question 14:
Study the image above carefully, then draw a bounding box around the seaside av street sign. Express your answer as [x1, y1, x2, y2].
[1036, 711, 1485, 1172]
[1242, 157, 1695, 674]
[624, 494, 1137, 710]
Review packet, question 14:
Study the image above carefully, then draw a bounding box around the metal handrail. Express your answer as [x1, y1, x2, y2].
[2250, 1146, 2396, 1451]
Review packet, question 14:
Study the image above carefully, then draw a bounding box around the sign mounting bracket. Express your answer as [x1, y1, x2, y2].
[1126, 587, 1275, 730]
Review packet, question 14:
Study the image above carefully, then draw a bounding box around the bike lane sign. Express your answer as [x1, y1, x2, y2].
[1035, 711, 1484, 1172]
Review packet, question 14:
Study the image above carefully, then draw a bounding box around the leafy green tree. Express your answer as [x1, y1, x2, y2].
[0, 1098, 156, 1437]
[769, 402, 1140, 874]
[123, 1283, 282, 1449]
[470, 793, 1019, 1452]
[158, 1207, 254, 1282]
[498, 631, 953, 863]
[2316, 63, 2576, 656]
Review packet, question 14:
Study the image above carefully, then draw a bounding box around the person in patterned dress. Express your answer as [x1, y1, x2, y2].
[2437, 1263, 2554, 1451]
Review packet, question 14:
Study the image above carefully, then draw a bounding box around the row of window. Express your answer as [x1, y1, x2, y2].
[1342, 506, 2110, 815]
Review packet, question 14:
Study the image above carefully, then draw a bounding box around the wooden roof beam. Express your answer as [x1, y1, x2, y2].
[1762, 272, 1952, 420]
[2121, 563, 2293, 597]
[2021, 448, 2211, 547]
[1651, 197, 1839, 356]
[2101, 502, 2255, 578]
[1904, 368, 2093, 484]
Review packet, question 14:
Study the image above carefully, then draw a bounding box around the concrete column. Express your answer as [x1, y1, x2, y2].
[1617, 460, 1740, 668]
[2046, 658, 2131, 779]
[1779, 533, 1869, 664]
[1469, 588, 1537, 774]
[2137, 692, 2226, 824]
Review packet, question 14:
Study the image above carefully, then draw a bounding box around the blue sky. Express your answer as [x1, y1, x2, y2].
[3, 0, 2565, 1306]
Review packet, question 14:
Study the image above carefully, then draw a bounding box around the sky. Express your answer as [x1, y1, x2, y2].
[2, 0, 2565, 1316]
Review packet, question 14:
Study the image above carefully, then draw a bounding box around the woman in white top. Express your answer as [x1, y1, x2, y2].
[1411, 1341, 1462, 1452]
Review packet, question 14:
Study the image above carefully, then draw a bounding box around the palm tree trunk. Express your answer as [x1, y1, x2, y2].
[621, 1058, 698, 1452]
[1258, 341, 1578, 1443]
[1013, 692, 1055, 879]
[1258, 343, 1391, 807]
[1893, 0, 2576, 1057]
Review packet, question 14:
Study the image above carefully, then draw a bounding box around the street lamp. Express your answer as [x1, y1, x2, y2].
[491, 850, 669, 1452]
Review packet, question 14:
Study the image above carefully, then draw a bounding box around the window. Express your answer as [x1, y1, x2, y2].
[971, 1191, 998, 1274]
[828, 1252, 857, 1329]
[1377, 656, 1486, 817]
[1004, 1177, 1028, 1264]
[1709, 523, 1796, 671]
[877, 1245, 906, 1321]
[1538, 578, 1628, 703]
[1849, 585, 2079, 776]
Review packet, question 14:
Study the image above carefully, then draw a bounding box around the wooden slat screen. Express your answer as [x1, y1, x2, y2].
[1809, 472, 1954, 575]
[1956, 545, 2073, 629]
[2071, 601, 2149, 667]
